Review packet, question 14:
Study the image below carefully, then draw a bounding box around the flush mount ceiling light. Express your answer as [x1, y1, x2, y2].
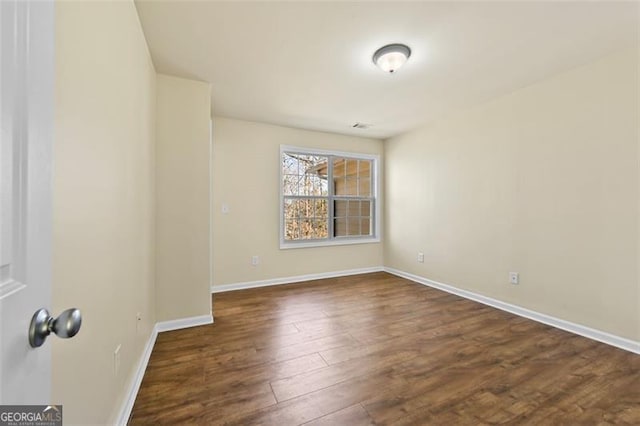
[373, 43, 411, 73]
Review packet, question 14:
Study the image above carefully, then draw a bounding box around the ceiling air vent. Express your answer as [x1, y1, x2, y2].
[352, 122, 371, 130]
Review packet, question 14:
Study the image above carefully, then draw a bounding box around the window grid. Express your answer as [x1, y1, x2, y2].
[282, 150, 376, 245]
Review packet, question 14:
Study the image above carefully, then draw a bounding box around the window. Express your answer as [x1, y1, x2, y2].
[280, 145, 379, 248]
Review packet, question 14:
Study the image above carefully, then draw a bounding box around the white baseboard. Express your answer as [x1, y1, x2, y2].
[210, 266, 384, 293]
[115, 313, 214, 425]
[385, 267, 640, 355]
[115, 267, 637, 425]
[114, 324, 158, 426]
[156, 314, 213, 332]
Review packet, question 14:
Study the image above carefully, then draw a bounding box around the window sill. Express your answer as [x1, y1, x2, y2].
[279, 236, 381, 250]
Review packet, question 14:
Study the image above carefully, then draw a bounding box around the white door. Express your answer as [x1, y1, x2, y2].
[0, 0, 55, 404]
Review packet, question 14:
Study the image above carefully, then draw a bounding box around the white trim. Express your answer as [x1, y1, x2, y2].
[115, 325, 158, 426]
[280, 145, 380, 160]
[209, 118, 214, 320]
[114, 313, 214, 425]
[211, 267, 384, 293]
[384, 267, 640, 355]
[156, 314, 214, 332]
[115, 267, 639, 425]
[279, 236, 381, 250]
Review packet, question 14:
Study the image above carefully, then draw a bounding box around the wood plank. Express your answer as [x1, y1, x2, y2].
[304, 404, 374, 426]
[203, 353, 328, 392]
[271, 348, 418, 402]
[226, 369, 408, 425]
[130, 272, 640, 425]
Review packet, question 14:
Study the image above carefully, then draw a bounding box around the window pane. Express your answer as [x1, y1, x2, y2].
[285, 198, 318, 219]
[347, 200, 359, 216]
[301, 199, 314, 217]
[333, 177, 343, 195]
[358, 160, 371, 178]
[313, 176, 326, 196]
[313, 176, 327, 196]
[334, 200, 347, 217]
[315, 199, 328, 221]
[360, 200, 371, 217]
[285, 198, 329, 240]
[283, 174, 299, 196]
[319, 178, 329, 196]
[346, 159, 358, 176]
[300, 219, 314, 239]
[358, 178, 371, 197]
[314, 220, 328, 239]
[334, 218, 347, 237]
[335, 177, 357, 196]
[283, 153, 328, 197]
[361, 218, 371, 235]
[300, 175, 324, 196]
[314, 199, 329, 239]
[309, 175, 320, 195]
[282, 153, 300, 175]
[333, 198, 371, 237]
[284, 219, 300, 240]
[283, 199, 297, 220]
[333, 158, 346, 177]
[334, 158, 372, 197]
[347, 218, 361, 236]
[299, 175, 315, 196]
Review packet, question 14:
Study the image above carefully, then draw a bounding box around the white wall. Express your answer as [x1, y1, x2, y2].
[385, 49, 639, 341]
[52, 1, 156, 423]
[212, 117, 384, 286]
[50, 4, 638, 422]
[155, 74, 212, 321]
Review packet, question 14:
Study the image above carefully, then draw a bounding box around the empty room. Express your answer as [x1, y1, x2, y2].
[1, 0, 638, 425]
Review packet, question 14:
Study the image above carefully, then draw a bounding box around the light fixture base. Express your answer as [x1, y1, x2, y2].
[373, 43, 411, 73]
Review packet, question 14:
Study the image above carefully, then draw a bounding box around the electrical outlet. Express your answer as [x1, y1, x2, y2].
[417, 252, 424, 263]
[509, 272, 519, 285]
[251, 255, 260, 266]
[114, 344, 121, 376]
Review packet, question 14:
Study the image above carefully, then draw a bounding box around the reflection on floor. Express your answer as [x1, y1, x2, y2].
[130, 272, 640, 425]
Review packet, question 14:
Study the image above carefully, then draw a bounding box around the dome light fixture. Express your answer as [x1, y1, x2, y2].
[373, 43, 411, 73]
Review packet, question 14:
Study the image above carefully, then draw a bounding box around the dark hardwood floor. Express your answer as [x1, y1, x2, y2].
[130, 272, 640, 425]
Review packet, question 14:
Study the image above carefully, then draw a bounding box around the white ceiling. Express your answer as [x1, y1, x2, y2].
[135, 1, 638, 139]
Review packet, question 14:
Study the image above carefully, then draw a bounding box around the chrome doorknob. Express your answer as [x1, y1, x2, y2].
[29, 308, 82, 348]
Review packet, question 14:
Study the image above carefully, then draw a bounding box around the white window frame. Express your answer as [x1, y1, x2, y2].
[279, 145, 381, 249]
